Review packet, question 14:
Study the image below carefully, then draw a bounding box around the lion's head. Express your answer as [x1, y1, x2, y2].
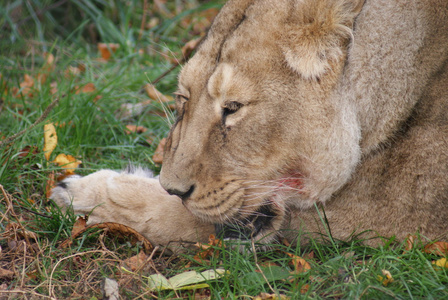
[160, 0, 365, 242]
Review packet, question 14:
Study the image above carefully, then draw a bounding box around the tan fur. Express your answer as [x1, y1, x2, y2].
[52, 0, 448, 248]
[51, 170, 212, 250]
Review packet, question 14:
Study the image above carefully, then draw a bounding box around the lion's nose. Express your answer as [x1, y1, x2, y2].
[166, 184, 195, 202]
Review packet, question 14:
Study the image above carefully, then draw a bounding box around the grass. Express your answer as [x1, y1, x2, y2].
[0, 0, 447, 299]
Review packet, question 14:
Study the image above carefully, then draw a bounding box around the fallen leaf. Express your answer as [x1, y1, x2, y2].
[377, 269, 394, 286]
[43, 123, 57, 161]
[125, 125, 148, 134]
[50, 81, 58, 95]
[65, 65, 82, 78]
[144, 268, 227, 291]
[254, 292, 290, 300]
[117, 101, 151, 119]
[53, 153, 82, 175]
[123, 251, 149, 272]
[144, 83, 173, 103]
[193, 234, 223, 263]
[432, 258, 448, 269]
[102, 277, 119, 300]
[152, 138, 166, 164]
[18, 145, 38, 158]
[45, 171, 55, 198]
[404, 234, 416, 252]
[98, 43, 120, 60]
[59, 222, 153, 253]
[286, 253, 311, 274]
[38, 52, 55, 84]
[75, 82, 96, 94]
[300, 284, 310, 294]
[424, 242, 448, 256]
[5, 222, 39, 242]
[0, 268, 14, 279]
[14, 74, 35, 97]
[71, 216, 88, 237]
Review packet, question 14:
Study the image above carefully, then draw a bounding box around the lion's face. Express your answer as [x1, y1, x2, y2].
[160, 0, 364, 241]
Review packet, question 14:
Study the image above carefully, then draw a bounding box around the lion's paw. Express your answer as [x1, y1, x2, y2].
[50, 168, 214, 248]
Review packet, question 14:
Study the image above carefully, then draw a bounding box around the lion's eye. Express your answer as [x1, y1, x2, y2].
[173, 92, 189, 103]
[222, 101, 243, 118]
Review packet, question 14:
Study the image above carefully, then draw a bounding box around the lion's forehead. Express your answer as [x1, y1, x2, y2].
[179, 1, 292, 95]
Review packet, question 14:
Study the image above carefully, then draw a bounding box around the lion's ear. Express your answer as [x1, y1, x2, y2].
[282, 0, 365, 80]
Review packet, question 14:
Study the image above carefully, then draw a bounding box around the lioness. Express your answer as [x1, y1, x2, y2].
[51, 0, 448, 248]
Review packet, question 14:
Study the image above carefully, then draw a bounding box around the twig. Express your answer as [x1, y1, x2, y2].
[17, 204, 53, 219]
[0, 290, 53, 299]
[20, 242, 27, 288]
[0, 184, 36, 250]
[0, 96, 60, 147]
[251, 238, 276, 295]
[48, 250, 109, 299]
[138, 0, 149, 41]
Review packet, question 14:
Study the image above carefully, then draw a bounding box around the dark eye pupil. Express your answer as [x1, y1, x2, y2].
[223, 101, 243, 117]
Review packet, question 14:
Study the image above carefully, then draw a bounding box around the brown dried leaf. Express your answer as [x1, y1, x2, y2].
[64, 66, 82, 78]
[125, 124, 148, 134]
[152, 137, 166, 164]
[424, 242, 448, 256]
[38, 52, 55, 84]
[18, 145, 38, 158]
[75, 82, 96, 94]
[404, 234, 416, 252]
[15, 74, 35, 97]
[45, 171, 55, 198]
[43, 123, 57, 161]
[144, 83, 173, 103]
[5, 222, 39, 242]
[193, 234, 222, 263]
[71, 216, 88, 237]
[123, 251, 149, 272]
[50, 81, 58, 95]
[286, 253, 311, 274]
[98, 43, 120, 60]
[0, 268, 14, 279]
[53, 153, 82, 175]
[60, 222, 153, 252]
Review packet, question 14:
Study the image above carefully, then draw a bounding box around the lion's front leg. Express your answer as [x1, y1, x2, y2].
[50, 168, 214, 248]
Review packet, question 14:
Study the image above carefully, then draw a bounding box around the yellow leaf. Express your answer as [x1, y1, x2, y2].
[432, 258, 448, 269]
[43, 123, 57, 161]
[53, 154, 82, 175]
[377, 269, 394, 286]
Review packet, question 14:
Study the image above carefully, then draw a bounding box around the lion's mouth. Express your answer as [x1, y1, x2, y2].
[214, 203, 277, 240]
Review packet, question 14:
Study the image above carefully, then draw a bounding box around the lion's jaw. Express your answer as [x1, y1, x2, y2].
[160, 0, 363, 242]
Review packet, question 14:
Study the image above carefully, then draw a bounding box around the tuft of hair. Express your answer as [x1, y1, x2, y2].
[123, 164, 155, 178]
